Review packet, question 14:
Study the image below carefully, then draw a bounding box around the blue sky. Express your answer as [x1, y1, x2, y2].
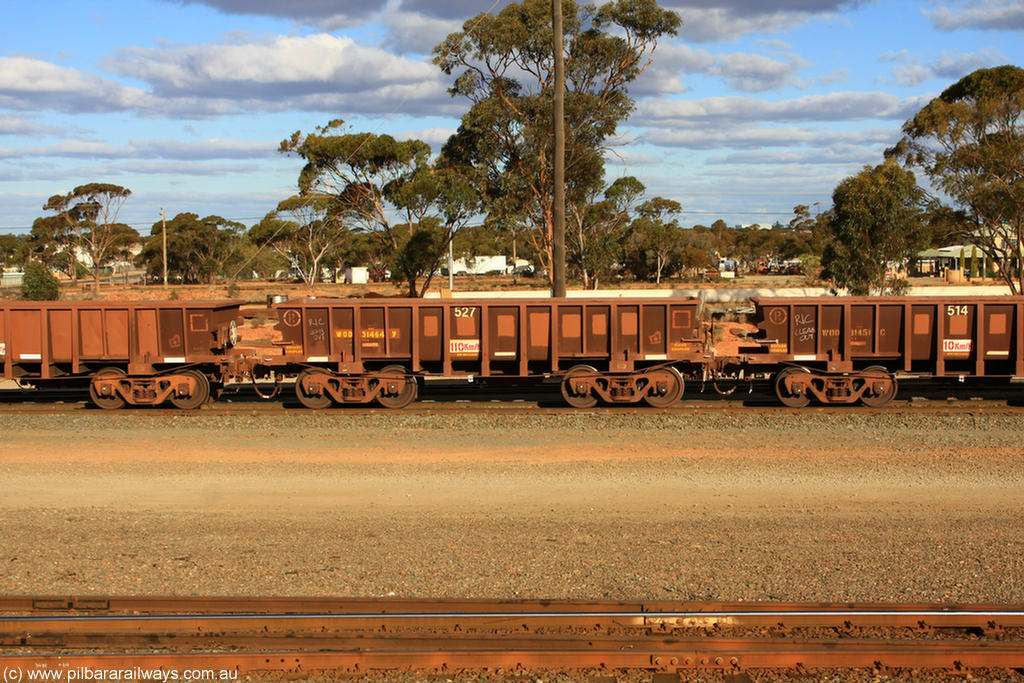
[1, 0, 1022, 236]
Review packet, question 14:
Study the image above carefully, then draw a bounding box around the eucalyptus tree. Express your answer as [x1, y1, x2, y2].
[623, 196, 684, 284]
[279, 120, 481, 295]
[434, 0, 681, 285]
[893, 65, 1024, 293]
[822, 161, 927, 295]
[568, 175, 645, 288]
[42, 183, 136, 293]
[0, 233, 25, 269]
[26, 215, 78, 280]
[138, 213, 245, 284]
[249, 195, 350, 289]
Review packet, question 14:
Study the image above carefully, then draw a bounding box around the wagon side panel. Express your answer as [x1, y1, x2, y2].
[526, 306, 551, 365]
[982, 303, 1015, 375]
[0, 308, 8, 378]
[419, 306, 444, 365]
[10, 309, 43, 363]
[487, 305, 520, 363]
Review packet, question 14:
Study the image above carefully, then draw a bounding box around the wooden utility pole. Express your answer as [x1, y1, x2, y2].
[161, 209, 168, 289]
[551, 0, 566, 298]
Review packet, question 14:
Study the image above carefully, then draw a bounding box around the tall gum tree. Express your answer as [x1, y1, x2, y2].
[42, 183, 135, 294]
[433, 0, 680, 286]
[249, 195, 349, 289]
[568, 175, 645, 288]
[139, 213, 244, 284]
[279, 121, 480, 295]
[822, 161, 926, 295]
[893, 65, 1024, 293]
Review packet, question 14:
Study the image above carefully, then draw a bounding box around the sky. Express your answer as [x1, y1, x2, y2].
[1, 0, 1023, 238]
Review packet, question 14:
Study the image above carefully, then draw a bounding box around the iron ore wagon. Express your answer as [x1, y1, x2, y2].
[0, 300, 242, 409]
[264, 296, 706, 409]
[723, 296, 1024, 407]
[4, 294, 1024, 410]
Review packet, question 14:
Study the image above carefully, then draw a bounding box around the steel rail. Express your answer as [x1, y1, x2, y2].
[4, 598, 1024, 630]
[8, 632, 1024, 653]
[2, 610, 1024, 643]
[3, 612, 1024, 636]
[5, 638, 1024, 674]
[4, 600, 1024, 674]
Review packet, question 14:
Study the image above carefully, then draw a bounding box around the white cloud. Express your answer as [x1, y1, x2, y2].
[710, 53, 808, 92]
[381, 11, 461, 55]
[0, 138, 277, 160]
[98, 34, 453, 117]
[886, 48, 1005, 87]
[633, 44, 717, 95]
[105, 34, 437, 97]
[0, 57, 152, 113]
[165, 0, 388, 28]
[393, 127, 456, 148]
[636, 44, 843, 95]
[926, 0, 1024, 31]
[635, 92, 929, 128]
[646, 125, 895, 151]
[604, 150, 665, 167]
[709, 143, 890, 165]
[674, 8, 812, 42]
[665, 2, 870, 42]
[0, 115, 63, 136]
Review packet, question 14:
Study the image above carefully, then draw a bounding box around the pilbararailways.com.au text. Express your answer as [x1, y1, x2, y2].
[14, 668, 237, 681]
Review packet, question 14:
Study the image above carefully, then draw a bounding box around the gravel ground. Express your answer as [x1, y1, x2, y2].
[2, 408, 1023, 680]
[1, 409, 1022, 602]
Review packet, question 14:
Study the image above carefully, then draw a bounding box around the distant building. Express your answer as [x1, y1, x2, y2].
[912, 244, 990, 276]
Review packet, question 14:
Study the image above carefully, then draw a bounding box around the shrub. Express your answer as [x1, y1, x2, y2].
[21, 263, 59, 300]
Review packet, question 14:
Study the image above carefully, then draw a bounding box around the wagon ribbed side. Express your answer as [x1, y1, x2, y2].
[268, 296, 704, 408]
[0, 300, 243, 408]
[740, 296, 1024, 406]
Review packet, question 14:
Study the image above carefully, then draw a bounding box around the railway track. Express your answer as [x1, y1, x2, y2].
[1, 379, 1022, 415]
[3, 597, 1024, 678]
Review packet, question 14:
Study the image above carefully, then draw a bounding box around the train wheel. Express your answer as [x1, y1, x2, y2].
[561, 365, 598, 408]
[295, 368, 333, 410]
[169, 370, 210, 410]
[89, 367, 127, 410]
[775, 367, 811, 408]
[642, 367, 685, 407]
[376, 365, 417, 409]
[859, 366, 897, 408]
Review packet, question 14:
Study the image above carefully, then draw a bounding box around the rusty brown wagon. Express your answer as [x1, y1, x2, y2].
[263, 296, 706, 409]
[723, 296, 1024, 407]
[0, 300, 242, 409]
